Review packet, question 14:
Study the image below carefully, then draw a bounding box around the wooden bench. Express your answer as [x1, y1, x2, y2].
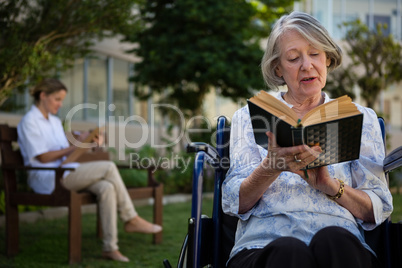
[0, 124, 163, 264]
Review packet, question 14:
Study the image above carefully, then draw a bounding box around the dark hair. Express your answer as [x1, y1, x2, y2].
[31, 78, 67, 104]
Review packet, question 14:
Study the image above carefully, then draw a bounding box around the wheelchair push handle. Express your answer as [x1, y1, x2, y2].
[384, 146, 402, 173]
[186, 142, 220, 160]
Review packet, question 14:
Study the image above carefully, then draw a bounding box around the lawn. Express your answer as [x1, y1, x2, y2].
[0, 194, 401, 268]
[0, 198, 214, 268]
[391, 193, 402, 222]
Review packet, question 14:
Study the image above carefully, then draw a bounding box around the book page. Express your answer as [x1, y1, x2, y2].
[249, 90, 299, 126]
[302, 95, 361, 126]
[248, 92, 361, 127]
[61, 126, 104, 165]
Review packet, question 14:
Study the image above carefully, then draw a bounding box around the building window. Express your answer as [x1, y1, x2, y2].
[0, 86, 30, 114]
[112, 58, 131, 118]
[59, 58, 85, 120]
[313, 0, 401, 41]
[369, 15, 391, 35]
[87, 55, 108, 121]
[58, 53, 137, 123]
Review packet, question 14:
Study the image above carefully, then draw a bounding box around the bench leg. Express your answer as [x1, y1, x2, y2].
[5, 201, 19, 256]
[68, 195, 82, 264]
[153, 184, 163, 244]
[96, 203, 102, 239]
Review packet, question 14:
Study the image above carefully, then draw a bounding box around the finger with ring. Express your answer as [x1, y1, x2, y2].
[294, 154, 302, 163]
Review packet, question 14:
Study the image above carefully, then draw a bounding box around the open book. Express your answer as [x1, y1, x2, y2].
[62, 126, 104, 165]
[247, 91, 363, 169]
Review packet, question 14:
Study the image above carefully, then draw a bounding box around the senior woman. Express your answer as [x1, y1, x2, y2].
[222, 11, 392, 268]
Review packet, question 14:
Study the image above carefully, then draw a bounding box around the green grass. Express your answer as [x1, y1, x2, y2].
[0, 198, 214, 268]
[391, 193, 402, 222]
[1, 193, 402, 268]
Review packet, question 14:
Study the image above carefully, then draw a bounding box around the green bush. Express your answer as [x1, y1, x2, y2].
[159, 152, 215, 195]
[119, 168, 148, 188]
[389, 166, 402, 194]
[117, 144, 215, 194]
[162, 153, 194, 194]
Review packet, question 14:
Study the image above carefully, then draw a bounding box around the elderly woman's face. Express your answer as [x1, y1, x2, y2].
[275, 30, 330, 98]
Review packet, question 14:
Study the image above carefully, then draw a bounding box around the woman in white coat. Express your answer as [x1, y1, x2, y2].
[17, 78, 162, 262]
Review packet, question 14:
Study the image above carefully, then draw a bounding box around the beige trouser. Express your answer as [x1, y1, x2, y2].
[63, 161, 137, 252]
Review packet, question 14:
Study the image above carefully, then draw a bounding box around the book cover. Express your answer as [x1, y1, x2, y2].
[247, 96, 363, 169]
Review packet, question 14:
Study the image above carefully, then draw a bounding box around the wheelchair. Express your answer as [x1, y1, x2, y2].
[164, 116, 402, 268]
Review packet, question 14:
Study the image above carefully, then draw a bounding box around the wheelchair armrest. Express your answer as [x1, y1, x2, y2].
[187, 142, 219, 159]
[384, 146, 402, 173]
[187, 142, 221, 168]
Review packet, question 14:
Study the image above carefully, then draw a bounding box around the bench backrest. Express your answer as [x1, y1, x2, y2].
[0, 125, 24, 167]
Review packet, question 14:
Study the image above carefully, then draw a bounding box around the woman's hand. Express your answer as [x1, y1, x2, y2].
[93, 132, 105, 147]
[74, 130, 104, 147]
[73, 131, 90, 142]
[299, 166, 342, 197]
[266, 131, 340, 195]
[239, 131, 320, 213]
[265, 131, 321, 172]
[240, 131, 336, 214]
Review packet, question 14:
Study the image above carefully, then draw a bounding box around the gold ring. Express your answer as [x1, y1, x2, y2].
[294, 155, 302, 163]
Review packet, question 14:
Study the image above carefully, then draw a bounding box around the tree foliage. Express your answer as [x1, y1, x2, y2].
[126, 0, 293, 118]
[327, 19, 402, 108]
[325, 67, 356, 100]
[0, 0, 144, 106]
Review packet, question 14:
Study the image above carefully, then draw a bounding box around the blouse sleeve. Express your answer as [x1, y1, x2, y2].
[222, 106, 265, 220]
[349, 106, 393, 230]
[18, 117, 49, 162]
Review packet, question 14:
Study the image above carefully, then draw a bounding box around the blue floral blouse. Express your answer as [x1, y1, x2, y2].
[222, 91, 393, 261]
